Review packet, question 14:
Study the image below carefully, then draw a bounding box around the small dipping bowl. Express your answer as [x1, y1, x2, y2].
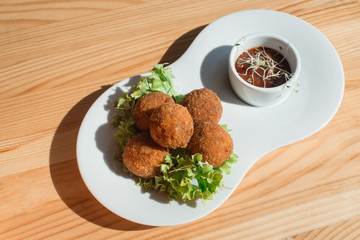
[228, 33, 301, 107]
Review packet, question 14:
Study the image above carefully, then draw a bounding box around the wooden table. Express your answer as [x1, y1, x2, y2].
[1, 1, 359, 239]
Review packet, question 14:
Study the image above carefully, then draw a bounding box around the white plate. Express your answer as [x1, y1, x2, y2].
[77, 10, 344, 226]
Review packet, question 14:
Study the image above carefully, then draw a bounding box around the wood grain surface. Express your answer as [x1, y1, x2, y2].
[1, 0, 360, 239]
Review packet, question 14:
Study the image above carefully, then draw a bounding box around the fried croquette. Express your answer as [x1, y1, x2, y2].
[150, 103, 194, 149]
[123, 132, 169, 178]
[180, 88, 222, 124]
[132, 92, 175, 131]
[188, 121, 233, 168]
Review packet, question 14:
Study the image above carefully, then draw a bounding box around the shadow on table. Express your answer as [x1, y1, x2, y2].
[158, 25, 207, 65]
[49, 25, 205, 230]
[49, 83, 157, 231]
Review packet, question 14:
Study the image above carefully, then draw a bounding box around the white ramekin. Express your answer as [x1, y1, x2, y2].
[228, 33, 301, 107]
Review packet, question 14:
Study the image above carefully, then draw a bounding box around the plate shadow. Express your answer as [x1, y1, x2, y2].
[200, 45, 248, 106]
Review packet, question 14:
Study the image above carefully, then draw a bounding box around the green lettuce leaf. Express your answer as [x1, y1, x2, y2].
[130, 64, 181, 101]
[149, 152, 224, 203]
[216, 153, 238, 175]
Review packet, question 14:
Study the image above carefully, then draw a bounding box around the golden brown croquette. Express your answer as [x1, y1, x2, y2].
[132, 92, 175, 131]
[188, 121, 233, 168]
[150, 103, 194, 149]
[123, 132, 169, 178]
[180, 88, 222, 124]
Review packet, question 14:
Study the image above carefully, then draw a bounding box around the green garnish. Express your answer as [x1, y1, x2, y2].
[130, 64, 179, 100]
[111, 64, 238, 203]
[139, 152, 223, 203]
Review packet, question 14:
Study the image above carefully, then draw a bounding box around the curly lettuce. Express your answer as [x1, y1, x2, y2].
[111, 64, 238, 202]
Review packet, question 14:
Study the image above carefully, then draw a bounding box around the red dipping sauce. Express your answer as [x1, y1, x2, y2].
[235, 47, 292, 88]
